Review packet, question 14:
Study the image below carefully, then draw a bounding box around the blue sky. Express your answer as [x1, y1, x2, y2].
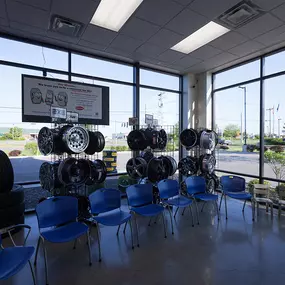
[0, 38, 179, 137]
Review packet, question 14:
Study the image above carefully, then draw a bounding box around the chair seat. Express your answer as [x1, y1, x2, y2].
[279, 199, 285, 205]
[93, 210, 131, 226]
[226, 192, 252, 200]
[41, 222, 88, 243]
[254, 197, 273, 204]
[131, 204, 164, 217]
[0, 246, 34, 280]
[194, 193, 218, 201]
[164, 196, 192, 207]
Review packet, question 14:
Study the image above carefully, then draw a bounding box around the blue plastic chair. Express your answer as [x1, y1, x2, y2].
[219, 175, 252, 219]
[0, 224, 36, 284]
[126, 183, 167, 245]
[35, 196, 92, 285]
[157, 179, 194, 233]
[89, 188, 133, 261]
[185, 176, 219, 224]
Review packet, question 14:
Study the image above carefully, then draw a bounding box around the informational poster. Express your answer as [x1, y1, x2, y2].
[145, 114, 153, 125]
[22, 75, 109, 125]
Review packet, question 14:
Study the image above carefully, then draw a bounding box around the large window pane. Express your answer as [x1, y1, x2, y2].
[0, 38, 68, 71]
[140, 69, 179, 90]
[72, 76, 133, 173]
[0, 65, 63, 183]
[140, 88, 179, 162]
[214, 60, 260, 89]
[71, 54, 133, 82]
[264, 75, 285, 181]
[214, 82, 260, 176]
[264, 50, 285, 76]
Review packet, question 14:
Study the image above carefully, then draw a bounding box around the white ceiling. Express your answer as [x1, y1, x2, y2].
[1, 0, 285, 75]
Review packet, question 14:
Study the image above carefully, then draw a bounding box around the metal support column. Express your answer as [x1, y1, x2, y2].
[133, 62, 140, 158]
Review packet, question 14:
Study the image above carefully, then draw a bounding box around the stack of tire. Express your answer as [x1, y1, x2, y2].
[0, 150, 25, 231]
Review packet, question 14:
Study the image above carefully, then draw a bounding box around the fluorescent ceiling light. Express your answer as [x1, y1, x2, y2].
[171, 21, 230, 54]
[90, 0, 143, 32]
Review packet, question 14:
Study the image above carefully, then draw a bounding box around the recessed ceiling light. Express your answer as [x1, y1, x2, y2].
[90, 0, 143, 32]
[171, 21, 230, 54]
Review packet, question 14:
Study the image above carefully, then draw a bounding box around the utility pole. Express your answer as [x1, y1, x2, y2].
[278, 118, 282, 137]
[240, 112, 243, 144]
[266, 107, 274, 136]
[273, 105, 275, 137]
[238, 86, 247, 145]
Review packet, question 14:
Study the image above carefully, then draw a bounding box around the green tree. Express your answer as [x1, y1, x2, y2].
[223, 124, 240, 138]
[4, 126, 23, 140]
[264, 151, 285, 180]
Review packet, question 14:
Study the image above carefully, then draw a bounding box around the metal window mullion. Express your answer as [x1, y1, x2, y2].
[68, 51, 71, 81]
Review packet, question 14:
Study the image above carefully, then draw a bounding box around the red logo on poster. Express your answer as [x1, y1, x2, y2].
[76, 106, 84, 111]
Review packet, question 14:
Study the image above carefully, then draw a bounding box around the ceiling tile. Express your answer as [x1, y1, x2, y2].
[210, 31, 248, 51]
[189, 0, 241, 19]
[253, 0, 285, 11]
[254, 24, 285, 46]
[271, 2, 285, 20]
[135, 0, 183, 26]
[186, 62, 207, 74]
[105, 47, 131, 58]
[51, 0, 99, 24]
[165, 8, 208, 36]
[228, 40, 265, 57]
[172, 55, 201, 68]
[135, 43, 167, 57]
[120, 17, 160, 41]
[109, 35, 143, 53]
[172, 0, 195, 6]
[14, 0, 51, 11]
[47, 30, 80, 44]
[158, 49, 184, 62]
[81, 24, 117, 45]
[168, 63, 186, 72]
[189, 45, 223, 60]
[0, 17, 8, 27]
[148, 28, 184, 49]
[237, 13, 283, 39]
[78, 39, 107, 51]
[10, 21, 47, 36]
[7, 0, 49, 29]
[205, 52, 238, 69]
[0, 0, 6, 18]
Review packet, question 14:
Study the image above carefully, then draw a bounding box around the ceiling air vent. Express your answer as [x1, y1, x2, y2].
[50, 15, 83, 37]
[217, 0, 265, 29]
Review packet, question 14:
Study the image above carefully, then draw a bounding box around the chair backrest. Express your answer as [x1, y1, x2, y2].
[126, 183, 153, 207]
[184, 176, 206, 195]
[157, 179, 179, 199]
[253, 184, 270, 198]
[220, 176, 245, 193]
[89, 188, 121, 214]
[36, 196, 78, 229]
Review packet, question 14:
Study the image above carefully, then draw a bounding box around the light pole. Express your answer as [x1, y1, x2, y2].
[239, 86, 247, 145]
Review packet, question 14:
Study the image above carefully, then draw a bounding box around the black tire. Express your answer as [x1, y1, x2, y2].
[0, 202, 25, 224]
[0, 150, 14, 193]
[0, 185, 24, 209]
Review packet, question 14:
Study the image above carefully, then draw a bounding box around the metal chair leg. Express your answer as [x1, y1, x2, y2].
[123, 222, 128, 234]
[257, 202, 260, 216]
[181, 208, 186, 216]
[224, 194, 228, 219]
[174, 207, 179, 218]
[116, 224, 121, 236]
[95, 223, 102, 262]
[189, 205, 194, 227]
[266, 203, 269, 212]
[148, 218, 152, 226]
[41, 238, 49, 285]
[73, 239, 77, 249]
[201, 201, 206, 212]
[279, 204, 281, 218]
[252, 200, 255, 221]
[34, 237, 41, 266]
[271, 203, 273, 219]
[242, 200, 246, 212]
[166, 206, 174, 234]
[215, 200, 220, 220]
[129, 219, 134, 249]
[133, 213, 140, 247]
[194, 199, 200, 225]
[28, 260, 36, 285]
[87, 230, 92, 266]
[219, 193, 224, 211]
[162, 212, 167, 238]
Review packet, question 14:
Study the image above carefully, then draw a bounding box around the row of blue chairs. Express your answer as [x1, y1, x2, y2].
[1, 175, 250, 284]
